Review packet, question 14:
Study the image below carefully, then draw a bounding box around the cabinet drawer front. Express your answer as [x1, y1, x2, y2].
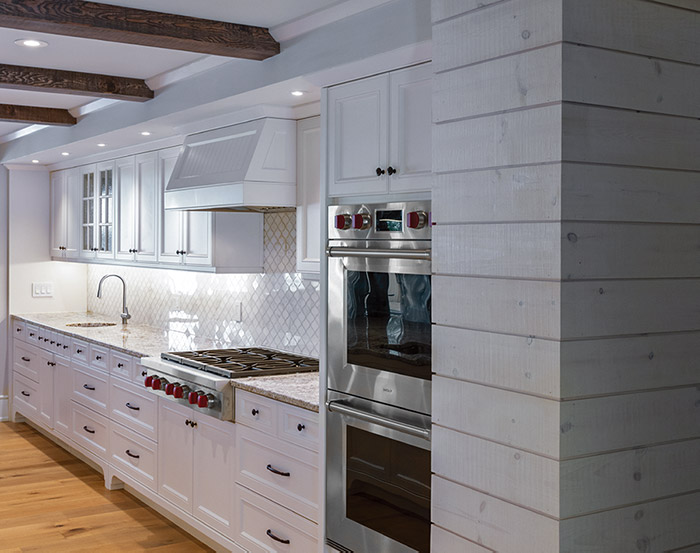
[234, 484, 318, 553]
[109, 350, 135, 381]
[35, 327, 52, 348]
[12, 320, 27, 341]
[13, 373, 40, 419]
[72, 338, 90, 365]
[109, 422, 157, 491]
[109, 378, 157, 441]
[237, 426, 319, 522]
[90, 344, 110, 372]
[71, 401, 109, 459]
[25, 323, 40, 345]
[72, 365, 109, 415]
[235, 391, 277, 434]
[52, 331, 71, 358]
[279, 404, 319, 452]
[13, 341, 41, 382]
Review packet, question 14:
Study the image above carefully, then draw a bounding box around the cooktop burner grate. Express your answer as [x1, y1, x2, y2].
[161, 347, 319, 378]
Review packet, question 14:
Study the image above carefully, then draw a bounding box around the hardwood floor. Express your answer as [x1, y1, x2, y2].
[0, 422, 214, 552]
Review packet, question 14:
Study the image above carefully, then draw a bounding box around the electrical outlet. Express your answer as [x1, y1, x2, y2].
[32, 282, 54, 298]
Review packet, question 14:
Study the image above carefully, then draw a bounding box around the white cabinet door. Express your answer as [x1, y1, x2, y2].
[53, 357, 72, 438]
[193, 414, 235, 538]
[95, 161, 115, 260]
[296, 116, 321, 275]
[157, 400, 194, 512]
[135, 152, 158, 263]
[115, 156, 136, 261]
[79, 165, 97, 259]
[50, 170, 66, 258]
[158, 147, 184, 265]
[37, 348, 54, 429]
[327, 74, 389, 197]
[183, 211, 212, 266]
[389, 63, 433, 193]
[64, 168, 81, 259]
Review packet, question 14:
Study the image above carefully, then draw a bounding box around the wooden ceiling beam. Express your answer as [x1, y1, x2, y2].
[0, 63, 153, 101]
[0, 103, 76, 126]
[0, 0, 280, 60]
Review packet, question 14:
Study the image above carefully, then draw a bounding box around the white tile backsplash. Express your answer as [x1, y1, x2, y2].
[87, 212, 320, 357]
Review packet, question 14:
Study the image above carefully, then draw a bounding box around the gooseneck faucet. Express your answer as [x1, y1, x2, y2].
[96, 274, 131, 325]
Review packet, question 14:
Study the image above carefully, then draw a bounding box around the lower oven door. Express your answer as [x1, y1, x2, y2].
[326, 391, 431, 553]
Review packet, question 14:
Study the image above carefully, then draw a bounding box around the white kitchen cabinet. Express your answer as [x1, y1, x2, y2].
[37, 347, 55, 429]
[50, 168, 81, 259]
[80, 162, 115, 260]
[157, 399, 235, 538]
[296, 116, 321, 275]
[116, 153, 158, 263]
[53, 356, 72, 438]
[327, 62, 432, 197]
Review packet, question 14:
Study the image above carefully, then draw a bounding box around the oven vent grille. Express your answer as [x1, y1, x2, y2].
[326, 538, 354, 552]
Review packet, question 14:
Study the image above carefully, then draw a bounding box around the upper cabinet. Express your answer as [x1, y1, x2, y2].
[327, 63, 433, 197]
[50, 167, 81, 259]
[296, 116, 321, 275]
[80, 162, 115, 261]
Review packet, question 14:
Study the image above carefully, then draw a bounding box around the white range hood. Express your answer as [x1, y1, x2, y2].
[165, 117, 296, 212]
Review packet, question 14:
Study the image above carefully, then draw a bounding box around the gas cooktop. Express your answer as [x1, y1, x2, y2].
[160, 347, 319, 379]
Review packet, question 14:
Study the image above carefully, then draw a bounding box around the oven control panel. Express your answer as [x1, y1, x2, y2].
[329, 201, 432, 241]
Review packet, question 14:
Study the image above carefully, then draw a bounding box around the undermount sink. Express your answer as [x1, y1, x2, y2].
[66, 322, 117, 328]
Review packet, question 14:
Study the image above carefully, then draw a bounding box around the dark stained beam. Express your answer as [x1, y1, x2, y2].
[0, 103, 76, 126]
[0, 63, 154, 101]
[0, 0, 280, 60]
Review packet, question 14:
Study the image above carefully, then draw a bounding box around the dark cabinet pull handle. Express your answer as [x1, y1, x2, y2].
[95, 355, 102, 360]
[47, 362, 56, 367]
[117, 363, 124, 368]
[63, 345, 69, 349]
[56, 343, 62, 347]
[83, 425, 95, 434]
[141, 370, 147, 377]
[83, 384, 95, 391]
[29, 333, 35, 337]
[50, 340, 56, 345]
[125, 449, 140, 459]
[266, 464, 290, 477]
[125, 402, 140, 411]
[21, 357, 30, 362]
[185, 419, 191, 426]
[76, 349, 83, 354]
[297, 423, 305, 432]
[266, 529, 290, 545]
[181, 251, 187, 255]
[387, 166, 398, 175]
[251, 408, 259, 416]
[376, 167, 385, 176]
[16, 328, 22, 332]
[21, 391, 30, 397]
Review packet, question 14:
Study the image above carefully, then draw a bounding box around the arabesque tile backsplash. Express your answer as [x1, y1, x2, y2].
[87, 212, 320, 357]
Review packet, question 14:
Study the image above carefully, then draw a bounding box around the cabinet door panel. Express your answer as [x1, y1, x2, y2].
[80, 166, 97, 259]
[135, 152, 158, 262]
[389, 63, 433, 193]
[158, 400, 193, 512]
[37, 349, 54, 429]
[96, 161, 115, 260]
[64, 168, 82, 258]
[296, 116, 321, 274]
[328, 74, 388, 197]
[53, 358, 72, 438]
[158, 148, 183, 265]
[50, 171, 65, 257]
[115, 157, 136, 261]
[183, 211, 212, 266]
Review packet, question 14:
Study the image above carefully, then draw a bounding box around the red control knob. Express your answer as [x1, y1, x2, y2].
[188, 391, 199, 405]
[352, 213, 371, 230]
[197, 394, 209, 408]
[406, 211, 428, 230]
[165, 383, 175, 395]
[335, 214, 351, 230]
[173, 385, 184, 399]
[144, 375, 153, 388]
[152, 378, 162, 390]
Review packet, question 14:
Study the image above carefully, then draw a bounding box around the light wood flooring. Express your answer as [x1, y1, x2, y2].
[0, 422, 214, 552]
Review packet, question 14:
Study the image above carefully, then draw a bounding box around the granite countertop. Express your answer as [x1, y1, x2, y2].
[12, 312, 320, 412]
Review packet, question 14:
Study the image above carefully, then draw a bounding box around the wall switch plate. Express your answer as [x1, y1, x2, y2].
[32, 282, 54, 298]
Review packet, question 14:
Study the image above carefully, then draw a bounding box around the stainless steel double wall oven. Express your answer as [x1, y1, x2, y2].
[326, 200, 432, 553]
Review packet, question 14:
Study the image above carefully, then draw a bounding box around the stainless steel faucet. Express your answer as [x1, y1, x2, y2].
[96, 274, 131, 325]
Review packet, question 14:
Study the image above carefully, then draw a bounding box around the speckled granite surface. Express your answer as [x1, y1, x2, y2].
[12, 312, 320, 411]
[234, 373, 320, 412]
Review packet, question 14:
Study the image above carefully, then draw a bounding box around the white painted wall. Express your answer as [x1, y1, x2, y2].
[7, 166, 87, 316]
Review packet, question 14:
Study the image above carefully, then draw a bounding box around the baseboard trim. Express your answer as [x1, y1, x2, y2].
[0, 396, 8, 422]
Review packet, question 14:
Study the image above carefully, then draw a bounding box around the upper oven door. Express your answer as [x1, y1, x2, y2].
[327, 238, 431, 414]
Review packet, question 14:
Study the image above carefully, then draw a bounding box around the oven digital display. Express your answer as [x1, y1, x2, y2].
[375, 210, 403, 232]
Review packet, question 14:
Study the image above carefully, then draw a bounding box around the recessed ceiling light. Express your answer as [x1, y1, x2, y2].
[97, 143, 106, 147]
[61, 152, 70, 156]
[31, 159, 39, 164]
[291, 90, 305, 97]
[140, 131, 151, 136]
[15, 38, 48, 48]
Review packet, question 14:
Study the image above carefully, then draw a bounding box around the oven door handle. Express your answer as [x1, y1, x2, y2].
[326, 246, 431, 261]
[327, 400, 431, 440]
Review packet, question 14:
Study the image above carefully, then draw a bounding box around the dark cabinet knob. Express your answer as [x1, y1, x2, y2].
[376, 167, 385, 176]
[387, 166, 398, 175]
[117, 363, 124, 368]
[251, 408, 259, 416]
[297, 423, 305, 432]
[16, 328, 21, 332]
[76, 349, 83, 353]
[95, 355, 102, 360]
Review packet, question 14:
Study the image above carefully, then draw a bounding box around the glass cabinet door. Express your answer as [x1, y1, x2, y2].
[81, 168, 95, 256]
[96, 163, 114, 257]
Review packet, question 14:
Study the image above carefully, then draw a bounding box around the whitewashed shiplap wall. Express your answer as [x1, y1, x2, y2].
[430, 0, 700, 551]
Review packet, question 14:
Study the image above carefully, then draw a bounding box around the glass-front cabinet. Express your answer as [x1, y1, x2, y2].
[80, 162, 115, 260]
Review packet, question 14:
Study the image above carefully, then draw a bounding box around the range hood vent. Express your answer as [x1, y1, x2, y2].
[165, 118, 296, 212]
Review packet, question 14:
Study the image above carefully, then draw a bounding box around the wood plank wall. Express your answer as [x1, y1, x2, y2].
[430, 0, 700, 551]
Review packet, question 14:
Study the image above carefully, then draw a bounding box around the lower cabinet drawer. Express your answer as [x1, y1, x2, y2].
[109, 377, 157, 441]
[109, 422, 157, 491]
[13, 341, 41, 383]
[72, 364, 109, 415]
[237, 425, 319, 522]
[71, 401, 109, 459]
[234, 484, 318, 553]
[13, 373, 40, 420]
